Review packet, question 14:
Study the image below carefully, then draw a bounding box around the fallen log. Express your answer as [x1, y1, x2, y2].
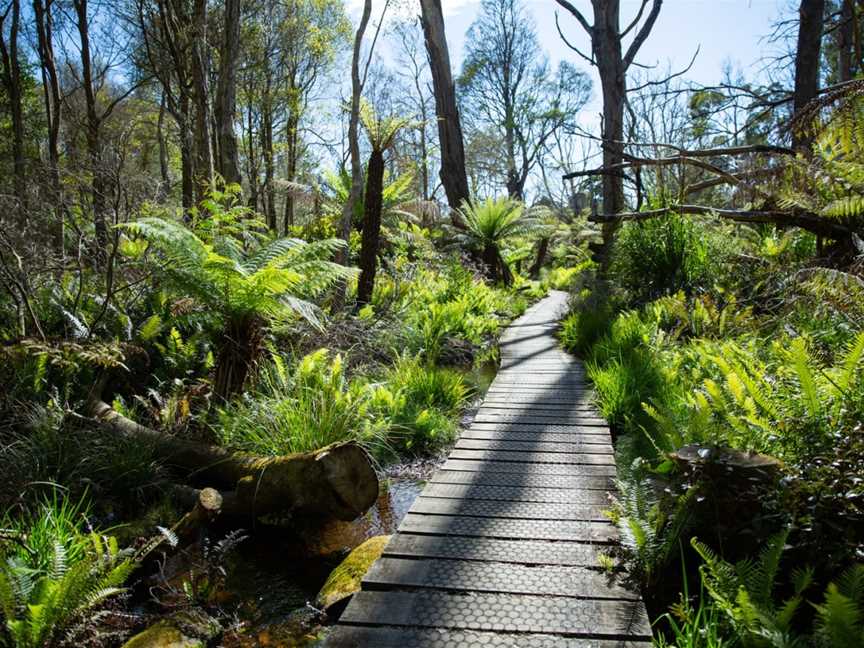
[87, 398, 379, 522]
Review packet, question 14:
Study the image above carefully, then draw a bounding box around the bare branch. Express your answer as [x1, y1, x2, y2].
[589, 204, 851, 238]
[554, 11, 594, 66]
[553, 0, 592, 35]
[562, 143, 795, 180]
[623, 0, 663, 71]
[627, 46, 700, 93]
[621, 0, 649, 38]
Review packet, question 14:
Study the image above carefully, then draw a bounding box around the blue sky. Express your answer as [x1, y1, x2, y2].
[349, 0, 794, 114]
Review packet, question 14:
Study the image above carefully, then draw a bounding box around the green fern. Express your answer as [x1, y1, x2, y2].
[692, 529, 813, 648]
[0, 535, 136, 648]
[813, 565, 864, 648]
[612, 477, 695, 586]
[789, 338, 821, 419]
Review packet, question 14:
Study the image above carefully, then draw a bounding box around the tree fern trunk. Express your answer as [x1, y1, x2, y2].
[356, 149, 385, 306]
[213, 318, 260, 400]
[482, 243, 499, 283]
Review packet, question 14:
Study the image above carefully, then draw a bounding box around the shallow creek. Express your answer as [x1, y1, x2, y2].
[216, 361, 497, 646]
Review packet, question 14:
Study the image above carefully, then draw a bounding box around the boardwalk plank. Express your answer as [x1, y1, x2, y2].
[421, 482, 612, 504]
[448, 449, 616, 465]
[455, 438, 615, 454]
[408, 495, 610, 521]
[363, 557, 639, 599]
[398, 512, 616, 542]
[429, 470, 613, 490]
[383, 533, 603, 566]
[327, 626, 651, 647]
[339, 590, 652, 639]
[442, 458, 617, 476]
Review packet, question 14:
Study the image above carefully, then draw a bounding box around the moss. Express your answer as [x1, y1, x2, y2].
[315, 535, 391, 610]
[121, 622, 203, 648]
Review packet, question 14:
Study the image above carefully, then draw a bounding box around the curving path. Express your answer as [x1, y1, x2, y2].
[326, 291, 651, 647]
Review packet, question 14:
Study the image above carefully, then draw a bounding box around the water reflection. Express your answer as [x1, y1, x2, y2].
[221, 477, 424, 646]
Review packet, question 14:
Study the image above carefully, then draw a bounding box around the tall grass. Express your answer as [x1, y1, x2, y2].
[373, 355, 469, 454]
[0, 403, 166, 516]
[217, 350, 387, 456]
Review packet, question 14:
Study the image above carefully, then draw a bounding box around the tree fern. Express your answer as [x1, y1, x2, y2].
[453, 197, 541, 285]
[122, 216, 357, 399]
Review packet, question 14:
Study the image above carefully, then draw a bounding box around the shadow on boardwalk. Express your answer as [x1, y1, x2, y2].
[326, 291, 651, 647]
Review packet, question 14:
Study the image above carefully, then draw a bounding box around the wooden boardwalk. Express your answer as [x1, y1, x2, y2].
[326, 291, 651, 647]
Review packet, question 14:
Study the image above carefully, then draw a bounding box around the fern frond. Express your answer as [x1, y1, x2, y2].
[814, 584, 863, 648]
[790, 338, 821, 418]
[840, 331, 864, 392]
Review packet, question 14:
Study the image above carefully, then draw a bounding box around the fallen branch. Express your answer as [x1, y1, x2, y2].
[563, 144, 795, 181]
[588, 204, 852, 239]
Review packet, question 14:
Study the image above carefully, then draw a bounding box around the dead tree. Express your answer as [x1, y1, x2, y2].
[554, 0, 664, 267]
[420, 0, 470, 225]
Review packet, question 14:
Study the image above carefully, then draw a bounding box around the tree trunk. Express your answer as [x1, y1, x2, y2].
[529, 236, 550, 279]
[179, 104, 196, 215]
[212, 316, 260, 401]
[838, 0, 854, 82]
[792, 0, 825, 149]
[191, 0, 214, 202]
[419, 0, 470, 225]
[338, 0, 372, 270]
[593, 0, 626, 269]
[157, 93, 171, 199]
[283, 112, 300, 230]
[215, 0, 241, 185]
[356, 149, 385, 306]
[88, 399, 379, 522]
[261, 97, 277, 230]
[73, 0, 110, 258]
[0, 0, 25, 215]
[34, 0, 64, 251]
[245, 101, 259, 211]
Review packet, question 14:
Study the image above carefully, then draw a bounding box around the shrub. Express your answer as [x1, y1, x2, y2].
[610, 214, 720, 304]
[0, 404, 166, 516]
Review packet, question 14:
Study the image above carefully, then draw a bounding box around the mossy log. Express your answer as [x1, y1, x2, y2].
[316, 535, 391, 613]
[88, 399, 379, 521]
